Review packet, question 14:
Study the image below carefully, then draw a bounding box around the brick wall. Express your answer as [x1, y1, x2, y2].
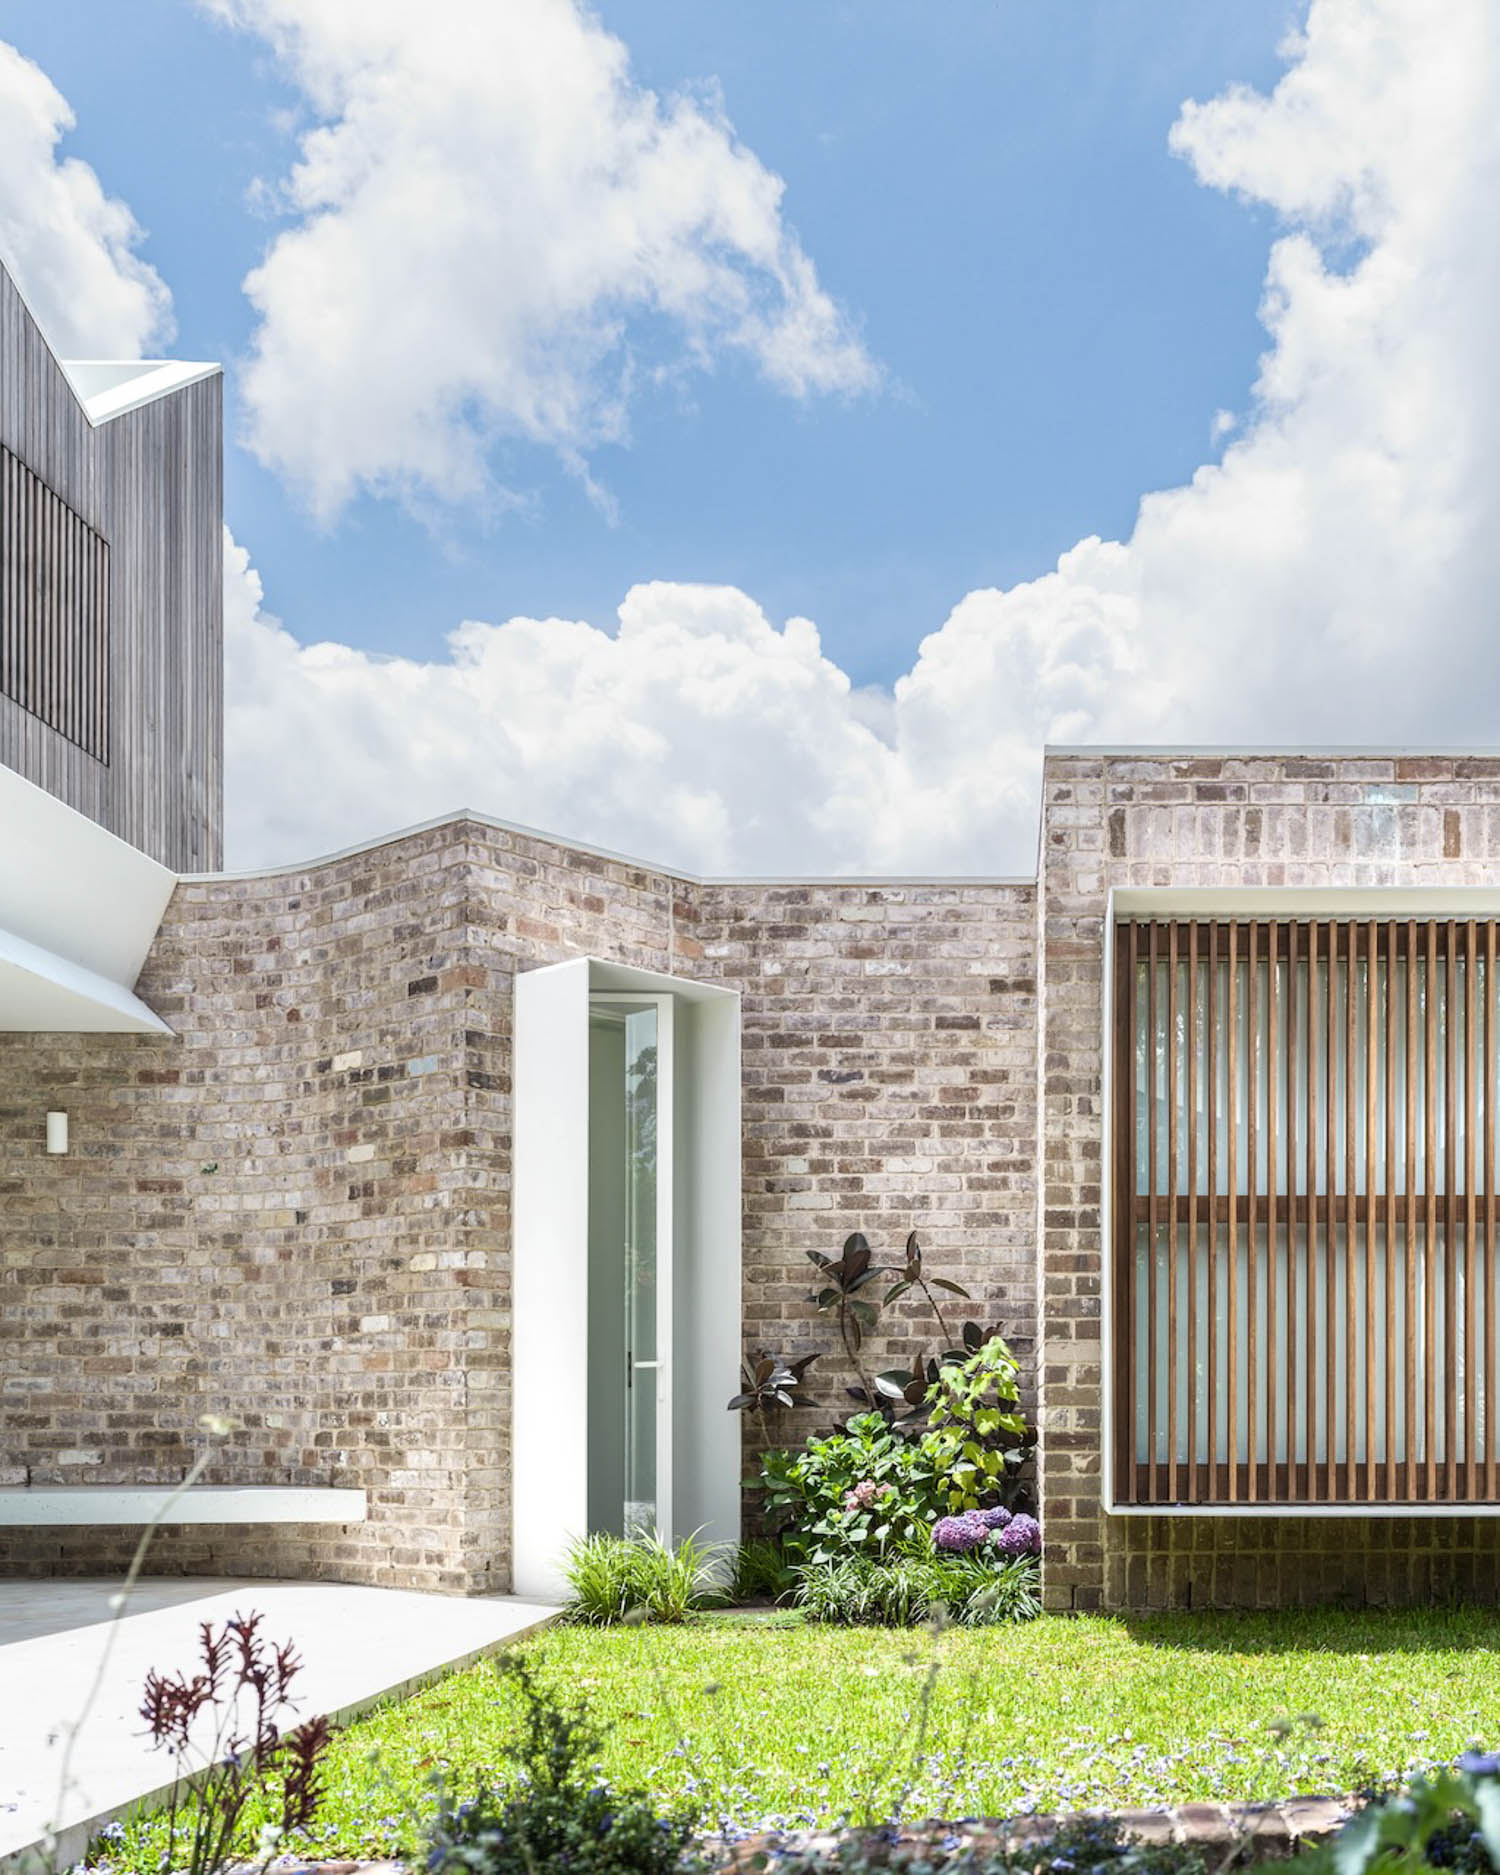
[692, 880, 1038, 1453]
[0, 825, 1041, 1592]
[0, 819, 689, 1591]
[1037, 751, 1500, 1611]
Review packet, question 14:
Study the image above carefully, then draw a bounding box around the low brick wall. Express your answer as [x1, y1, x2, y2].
[719, 1795, 1352, 1865]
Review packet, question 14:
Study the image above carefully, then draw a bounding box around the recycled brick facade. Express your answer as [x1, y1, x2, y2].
[1037, 750, 1500, 1612]
[11, 748, 1500, 1609]
[0, 821, 1038, 1593]
[0, 818, 688, 1591]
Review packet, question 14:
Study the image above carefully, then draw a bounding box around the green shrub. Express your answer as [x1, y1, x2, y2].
[760, 1413, 947, 1565]
[560, 1531, 719, 1625]
[793, 1551, 1039, 1627]
[922, 1335, 1035, 1514]
[729, 1537, 794, 1603]
[1296, 1757, 1500, 1875]
[424, 1653, 696, 1875]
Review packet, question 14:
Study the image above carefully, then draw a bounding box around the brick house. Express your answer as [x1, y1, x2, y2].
[5, 259, 1500, 1612]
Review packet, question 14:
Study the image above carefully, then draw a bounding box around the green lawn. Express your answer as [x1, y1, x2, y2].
[95, 1608, 1500, 1868]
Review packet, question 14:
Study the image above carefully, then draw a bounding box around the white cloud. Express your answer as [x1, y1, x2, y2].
[202, 0, 877, 520]
[226, 0, 1500, 875]
[0, 40, 173, 357]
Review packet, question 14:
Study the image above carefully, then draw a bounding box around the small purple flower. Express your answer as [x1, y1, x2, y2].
[992, 1512, 1042, 1555]
[1459, 1751, 1500, 1778]
[934, 1513, 988, 1553]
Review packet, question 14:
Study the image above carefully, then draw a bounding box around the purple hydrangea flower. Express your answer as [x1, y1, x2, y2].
[933, 1513, 988, 1553]
[973, 1506, 1012, 1530]
[992, 1512, 1041, 1555]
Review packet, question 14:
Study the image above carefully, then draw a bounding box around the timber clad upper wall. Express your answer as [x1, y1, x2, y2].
[0, 263, 222, 870]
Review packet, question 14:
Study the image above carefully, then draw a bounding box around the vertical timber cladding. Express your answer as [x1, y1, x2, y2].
[0, 443, 110, 760]
[1112, 916, 1500, 1509]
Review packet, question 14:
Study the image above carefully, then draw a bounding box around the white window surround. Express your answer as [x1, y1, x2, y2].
[1102, 886, 1500, 1517]
[511, 957, 741, 1599]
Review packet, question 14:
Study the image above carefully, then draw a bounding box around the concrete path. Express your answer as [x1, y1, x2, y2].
[0, 1578, 557, 1871]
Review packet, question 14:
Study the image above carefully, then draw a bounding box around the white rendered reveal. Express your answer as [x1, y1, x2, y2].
[511, 957, 741, 1599]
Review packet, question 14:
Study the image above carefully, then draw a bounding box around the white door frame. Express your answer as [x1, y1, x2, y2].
[512, 956, 741, 1602]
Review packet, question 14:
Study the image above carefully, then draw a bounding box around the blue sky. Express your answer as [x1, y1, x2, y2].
[5, 0, 1293, 685]
[4, 0, 1492, 875]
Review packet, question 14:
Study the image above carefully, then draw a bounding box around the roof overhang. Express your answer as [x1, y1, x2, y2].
[0, 766, 175, 1034]
[59, 358, 221, 425]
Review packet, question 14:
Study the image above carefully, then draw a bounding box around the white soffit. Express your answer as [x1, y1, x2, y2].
[59, 358, 220, 425]
[0, 766, 175, 1033]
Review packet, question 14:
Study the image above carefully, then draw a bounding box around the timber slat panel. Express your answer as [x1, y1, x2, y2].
[1248, 921, 1260, 1502]
[1489, 919, 1498, 1504]
[1114, 914, 1500, 1509]
[1467, 921, 1479, 1500]
[0, 441, 110, 759]
[0, 261, 221, 868]
[1385, 917, 1399, 1498]
[1147, 921, 1160, 1503]
[1426, 922, 1438, 1499]
[1187, 921, 1200, 1504]
[1167, 922, 1180, 1500]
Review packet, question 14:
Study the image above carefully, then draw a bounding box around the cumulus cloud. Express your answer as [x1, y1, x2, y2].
[0, 40, 173, 357]
[224, 0, 1500, 875]
[201, 0, 877, 519]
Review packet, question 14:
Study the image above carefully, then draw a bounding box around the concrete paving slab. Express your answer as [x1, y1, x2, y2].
[0, 1578, 557, 1872]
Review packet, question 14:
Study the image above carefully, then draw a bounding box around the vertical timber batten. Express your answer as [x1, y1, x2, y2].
[1113, 914, 1500, 1511]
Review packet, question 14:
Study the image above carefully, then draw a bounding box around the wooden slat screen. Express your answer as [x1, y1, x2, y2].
[0, 443, 110, 760]
[1113, 917, 1500, 1507]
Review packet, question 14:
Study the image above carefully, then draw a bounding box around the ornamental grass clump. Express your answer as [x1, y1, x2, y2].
[561, 1530, 721, 1625]
[793, 1551, 1040, 1627]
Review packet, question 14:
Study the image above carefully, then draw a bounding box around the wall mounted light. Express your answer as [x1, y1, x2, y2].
[46, 1111, 69, 1155]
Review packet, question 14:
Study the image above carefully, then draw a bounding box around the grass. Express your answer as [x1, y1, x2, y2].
[90, 1607, 1500, 1869]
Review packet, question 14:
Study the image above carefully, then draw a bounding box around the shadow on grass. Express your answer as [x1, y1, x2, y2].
[1118, 1604, 1500, 1656]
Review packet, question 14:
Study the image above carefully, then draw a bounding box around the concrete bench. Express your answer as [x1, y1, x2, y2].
[0, 1487, 367, 1526]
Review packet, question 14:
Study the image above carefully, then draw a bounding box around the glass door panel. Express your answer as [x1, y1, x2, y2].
[623, 1005, 659, 1534]
[587, 995, 672, 1540]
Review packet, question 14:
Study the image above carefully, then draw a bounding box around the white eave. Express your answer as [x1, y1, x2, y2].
[0, 766, 175, 1034]
[59, 358, 220, 425]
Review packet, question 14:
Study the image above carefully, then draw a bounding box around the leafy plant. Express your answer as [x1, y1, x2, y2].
[808, 1233, 892, 1402]
[728, 1537, 795, 1604]
[1296, 1756, 1500, 1875]
[137, 1610, 331, 1875]
[923, 1333, 1035, 1514]
[424, 1651, 696, 1875]
[759, 1412, 947, 1564]
[560, 1530, 720, 1625]
[727, 1351, 820, 1442]
[793, 1551, 1040, 1627]
[883, 1231, 972, 1350]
